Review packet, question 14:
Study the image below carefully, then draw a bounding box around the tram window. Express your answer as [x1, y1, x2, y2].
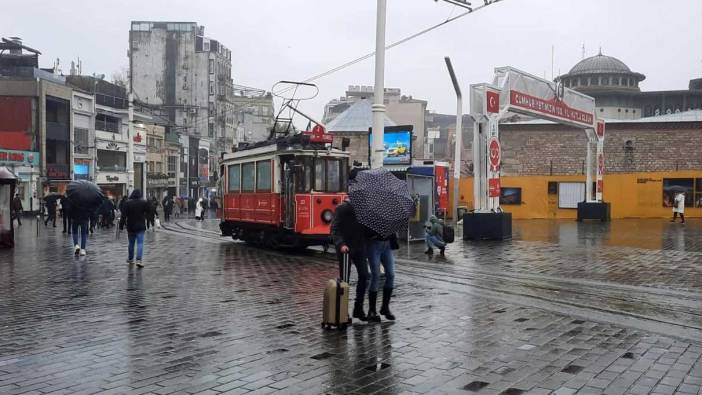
[314, 158, 326, 191]
[228, 164, 240, 192]
[256, 160, 272, 192]
[295, 157, 313, 193]
[241, 162, 255, 192]
[327, 159, 341, 192]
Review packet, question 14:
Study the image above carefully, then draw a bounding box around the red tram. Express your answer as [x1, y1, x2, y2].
[219, 126, 349, 249]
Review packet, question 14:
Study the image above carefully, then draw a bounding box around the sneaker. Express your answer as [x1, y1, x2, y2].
[80, 249, 86, 256]
[126, 259, 134, 265]
[74, 245, 80, 255]
[136, 260, 144, 268]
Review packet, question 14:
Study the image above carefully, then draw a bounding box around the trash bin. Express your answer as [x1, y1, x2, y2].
[0, 167, 19, 248]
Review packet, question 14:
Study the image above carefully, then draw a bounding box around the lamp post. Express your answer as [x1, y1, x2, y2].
[370, 0, 387, 169]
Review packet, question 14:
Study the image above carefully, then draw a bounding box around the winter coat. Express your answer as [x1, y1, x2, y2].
[426, 215, 444, 239]
[119, 189, 150, 233]
[331, 201, 367, 255]
[195, 199, 204, 218]
[674, 193, 685, 214]
[12, 196, 23, 212]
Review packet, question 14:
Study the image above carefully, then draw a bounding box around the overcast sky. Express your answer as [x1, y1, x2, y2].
[3, 0, 701, 122]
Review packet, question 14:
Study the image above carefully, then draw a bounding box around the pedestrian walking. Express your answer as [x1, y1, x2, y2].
[70, 204, 92, 256]
[162, 194, 174, 222]
[146, 197, 157, 230]
[331, 172, 369, 322]
[348, 168, 415, 323]
[424, 215, 446, 255]
[65, 180, 104, 256]
[11, 193, 22, 227]
[195, 197, 204, 220]
[175, 197, 183, 218]
[671, 191, 686, 223]
[60, 195, 72, 234]
[43, 194, 58, 227]
[119, 189, 150, 268]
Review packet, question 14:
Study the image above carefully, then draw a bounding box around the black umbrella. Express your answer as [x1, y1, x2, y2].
[66, 180, 104, 212]
[348, 168, 415, 238]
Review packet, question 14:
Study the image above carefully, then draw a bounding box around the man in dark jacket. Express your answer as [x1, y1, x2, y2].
[162, 195, 174, 222]
[119, 189, 150, 268]
[44, 196, 57, 227]
[12, 194, 23, 226]
[331, 170, 369, 322]
[60, 195, 72, 234]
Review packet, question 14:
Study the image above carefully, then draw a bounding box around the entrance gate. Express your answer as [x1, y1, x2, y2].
[465, 67, 609, 240]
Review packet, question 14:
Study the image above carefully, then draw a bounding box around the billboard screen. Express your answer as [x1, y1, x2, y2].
[369, 126, 413, 166]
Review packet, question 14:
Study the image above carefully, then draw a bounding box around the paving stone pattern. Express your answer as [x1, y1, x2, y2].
[0, 218, 701, 394]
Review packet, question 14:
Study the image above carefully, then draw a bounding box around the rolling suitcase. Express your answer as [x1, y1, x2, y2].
[322, 253, 351, 330]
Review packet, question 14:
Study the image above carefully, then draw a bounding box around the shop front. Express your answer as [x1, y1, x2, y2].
[96, 172, 126, 199]
[0, 149, 40, 212]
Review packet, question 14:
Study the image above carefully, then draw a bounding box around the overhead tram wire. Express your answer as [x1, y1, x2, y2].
[276, 0, 505, 96]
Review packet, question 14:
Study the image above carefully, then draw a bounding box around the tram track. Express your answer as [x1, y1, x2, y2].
[161, 220, 702, 342]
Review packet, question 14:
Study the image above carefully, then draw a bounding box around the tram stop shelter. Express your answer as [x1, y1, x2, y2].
[0, 166, 19, 248]
[465, 67, 609, 240]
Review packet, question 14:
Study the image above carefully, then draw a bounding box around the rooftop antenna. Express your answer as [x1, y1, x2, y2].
[598, 46, 602, 56]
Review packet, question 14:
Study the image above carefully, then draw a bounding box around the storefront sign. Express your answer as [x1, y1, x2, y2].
[0, 149, 39, 166]
[106, 175, 119, 182]
[47, 164, 70, 180]
[96, 140, 127, 152]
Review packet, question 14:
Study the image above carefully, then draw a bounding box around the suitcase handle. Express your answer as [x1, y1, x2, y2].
[341, 253, 350, 283]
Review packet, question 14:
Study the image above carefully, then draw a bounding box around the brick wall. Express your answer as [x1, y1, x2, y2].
[499, 122, 702, 176]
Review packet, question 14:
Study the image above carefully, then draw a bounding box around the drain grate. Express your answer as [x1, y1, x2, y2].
[561, 365, 584, 374]
[500, 389, 525, 395]
[622, 352, 635, 359]
[463, 381, 489, 391]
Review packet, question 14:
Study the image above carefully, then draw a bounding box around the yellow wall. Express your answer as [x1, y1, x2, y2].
[449, 171, 702, 219]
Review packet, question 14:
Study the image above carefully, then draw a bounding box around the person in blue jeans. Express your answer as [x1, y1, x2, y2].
[119, 189, 150, 268]
[70, 203, 93, 256]
[366, 232, 398, 322]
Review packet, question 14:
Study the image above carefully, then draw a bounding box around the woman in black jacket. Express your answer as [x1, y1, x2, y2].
[119, 189, 150, 268]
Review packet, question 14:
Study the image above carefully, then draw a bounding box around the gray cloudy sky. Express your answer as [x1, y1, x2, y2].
[3, 0, 701, 121]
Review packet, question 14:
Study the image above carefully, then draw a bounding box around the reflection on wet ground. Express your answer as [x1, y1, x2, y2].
[0, 218, 701, 394]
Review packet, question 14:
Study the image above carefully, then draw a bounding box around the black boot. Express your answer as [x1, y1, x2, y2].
[367, 291, 381, 323]
[352, 300, 367, 321]
[380, 288, 395, 320]
[424, 248, 433, 255]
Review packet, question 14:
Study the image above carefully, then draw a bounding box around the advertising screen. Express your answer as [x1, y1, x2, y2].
[369, 126, 413, 166]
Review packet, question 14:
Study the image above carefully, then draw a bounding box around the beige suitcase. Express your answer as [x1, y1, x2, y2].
[322, 253, 351, 330]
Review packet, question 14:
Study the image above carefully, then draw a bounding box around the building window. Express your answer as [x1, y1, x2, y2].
[558, 182, 585, 209]
[95, 113, 120, 133]
[168, 156, 177, 175]
[209, 59, 214, 74]
[209, 81, 214, 95]
[97, 150, 126, 172]
[74, 128, 89, 154]
[663, 179, 694, 208]
[500, 187, 522, 205]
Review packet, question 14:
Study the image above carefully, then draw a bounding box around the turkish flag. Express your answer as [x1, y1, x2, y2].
[486, 91, 499, 113]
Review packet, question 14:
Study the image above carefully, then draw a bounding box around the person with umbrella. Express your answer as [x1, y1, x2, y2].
[66, 180, 104, 256]
[331, 168, 369, 322]
[60, 194, 72, 234]
[349, 168, 415, 322]
[119, 189, 150, 268]
[43, 193, 60, 227]
[671, 189, 686, 224]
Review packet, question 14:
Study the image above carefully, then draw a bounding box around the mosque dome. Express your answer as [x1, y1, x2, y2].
[556, 51, 645, 92]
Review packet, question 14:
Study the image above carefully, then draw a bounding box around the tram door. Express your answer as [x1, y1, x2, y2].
[282, 159, 296, 229]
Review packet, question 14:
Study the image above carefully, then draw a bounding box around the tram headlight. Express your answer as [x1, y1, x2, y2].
[321, 209, 334, 224]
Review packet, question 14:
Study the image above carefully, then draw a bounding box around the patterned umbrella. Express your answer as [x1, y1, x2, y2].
[348, 168, 415, 238]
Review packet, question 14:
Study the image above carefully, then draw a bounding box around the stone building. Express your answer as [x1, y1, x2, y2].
[129, 21, 234, 198]
[555, 51, 702, 120]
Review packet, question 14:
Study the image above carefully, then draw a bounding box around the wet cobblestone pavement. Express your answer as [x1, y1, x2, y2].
[1, 217, 702, 394]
